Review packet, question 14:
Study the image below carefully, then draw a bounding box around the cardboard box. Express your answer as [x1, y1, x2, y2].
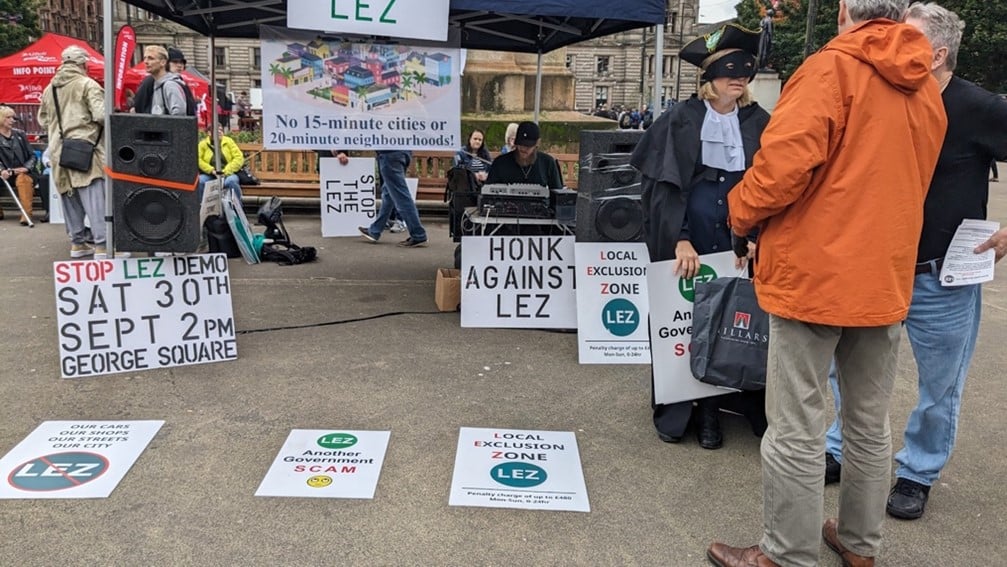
[435, 268, 461, 312]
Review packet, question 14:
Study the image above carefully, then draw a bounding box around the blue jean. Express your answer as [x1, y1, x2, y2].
[367, 151, 426, 242]
[197, 173, 242, 202]
[826, 271, 981, 486]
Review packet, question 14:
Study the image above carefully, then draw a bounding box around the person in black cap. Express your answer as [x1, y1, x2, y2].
[167, 47, 186, 73]
[629, 22, 770, 451]
[485, 121, 563, 189]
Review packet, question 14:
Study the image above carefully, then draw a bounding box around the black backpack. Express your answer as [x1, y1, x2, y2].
[157, 76, 197, 116]
[255, 197, 318, 266]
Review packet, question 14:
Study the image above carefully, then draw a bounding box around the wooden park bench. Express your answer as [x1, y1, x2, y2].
[236, 144, 579, 207]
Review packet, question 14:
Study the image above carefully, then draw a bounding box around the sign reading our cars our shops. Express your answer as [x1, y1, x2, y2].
[0, 420, 163, 499]
[53, 254, 237, 379]
[647, 251, 745, 405]
[256, 430, 390, 499]
[449, 427, 589, 512]
[575, 242, 651, 364]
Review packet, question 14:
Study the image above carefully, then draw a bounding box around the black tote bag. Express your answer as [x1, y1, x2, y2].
[690, 277, 769, 391]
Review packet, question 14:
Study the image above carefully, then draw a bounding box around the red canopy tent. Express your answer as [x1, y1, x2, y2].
[0, 33, 104, 104]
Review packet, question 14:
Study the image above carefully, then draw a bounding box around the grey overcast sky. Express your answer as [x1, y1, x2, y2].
[698, 0, 738, 23]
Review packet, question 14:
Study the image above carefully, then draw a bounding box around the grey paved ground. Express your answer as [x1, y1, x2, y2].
[1, 187, 1005, 566]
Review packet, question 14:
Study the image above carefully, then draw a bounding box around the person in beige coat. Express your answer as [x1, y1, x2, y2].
[38, 45, 107, 258]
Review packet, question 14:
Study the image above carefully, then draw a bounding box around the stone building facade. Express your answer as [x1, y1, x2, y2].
[37, 0, 103, 45]
[566, 0, 702, 112]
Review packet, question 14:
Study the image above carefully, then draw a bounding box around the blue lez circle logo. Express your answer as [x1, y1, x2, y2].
[7, 452, 109, 492]
[490, 462, 547, 488]
[602, 298, 640, 337]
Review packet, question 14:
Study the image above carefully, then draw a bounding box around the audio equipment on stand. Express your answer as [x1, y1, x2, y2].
[575, 130, 645, 242]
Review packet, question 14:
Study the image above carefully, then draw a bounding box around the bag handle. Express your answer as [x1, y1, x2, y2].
[52, 87, 102, 145]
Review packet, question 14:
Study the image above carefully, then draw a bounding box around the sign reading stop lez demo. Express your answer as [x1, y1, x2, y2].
[449, 427, 590, 512]
[53, 254, 237, 378]
[0, 420, 163, 499]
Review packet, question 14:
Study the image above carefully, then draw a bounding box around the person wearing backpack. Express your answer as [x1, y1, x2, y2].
[141, 46, 188, 116]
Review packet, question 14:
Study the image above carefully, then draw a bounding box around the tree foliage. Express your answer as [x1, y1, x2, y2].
[0, 0, 42, 58]
[735, 0, 1007, 92]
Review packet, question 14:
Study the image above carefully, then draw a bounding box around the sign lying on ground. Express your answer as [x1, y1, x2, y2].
[0, 420, 163, 499]
[256, 430, 390, 499]
[647, 251, 745, 404]
[461, 236, 577, 328]
[53, 253, 237, 378]
[575, 242, 651, 364]
[449, 427, 590, 512]
[260, 26, 461, 151]
[287, 0, 450, 43]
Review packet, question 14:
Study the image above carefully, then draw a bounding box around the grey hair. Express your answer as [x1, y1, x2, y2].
[906, 2, 965, 71]
[845, 0, 910, 23]
[61, 45, 89, 67]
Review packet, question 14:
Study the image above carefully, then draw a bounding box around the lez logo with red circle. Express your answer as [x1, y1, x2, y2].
[7, 452, 109, 491]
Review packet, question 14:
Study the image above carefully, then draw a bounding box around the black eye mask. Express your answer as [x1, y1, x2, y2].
[702, 51, 757, 82]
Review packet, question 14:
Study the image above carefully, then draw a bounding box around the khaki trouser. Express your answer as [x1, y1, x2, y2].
[760, 315, 900, 567]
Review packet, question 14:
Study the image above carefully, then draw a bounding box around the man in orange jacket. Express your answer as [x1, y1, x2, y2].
[706, 1, 947, 567]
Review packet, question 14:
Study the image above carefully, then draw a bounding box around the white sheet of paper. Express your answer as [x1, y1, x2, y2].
[939, 219, 1000, 286]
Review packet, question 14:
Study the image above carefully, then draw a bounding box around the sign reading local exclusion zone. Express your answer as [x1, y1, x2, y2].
[449, 427, 589, 512]
[256, 430, 390, 499]
[53, 254, 237, 379]
[575, 242, 651, 364]
[0, 420, 163, 499]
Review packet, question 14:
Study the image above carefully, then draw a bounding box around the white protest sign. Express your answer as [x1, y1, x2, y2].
[647, 252, 745, 404]
[461, 235, 577, 328]
[255, 430, 390, 499]
[261, 26, 461, 151]
[575, 242, 651, 364]
[48, 175, 64, 224]
[0, 420, 163, 499]
[449, 427, 590, 512]
[406, 177, 418, 201]
[53, 254, 237, 379]
[320, 157, 377, 237]
[287, 0, 450, 43]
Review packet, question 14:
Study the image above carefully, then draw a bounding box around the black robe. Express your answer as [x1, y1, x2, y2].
[630, 96, 771, 439]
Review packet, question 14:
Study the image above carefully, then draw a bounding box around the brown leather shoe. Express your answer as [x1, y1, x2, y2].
[707, 543, 780, 567]
[822, 518, 875, 567]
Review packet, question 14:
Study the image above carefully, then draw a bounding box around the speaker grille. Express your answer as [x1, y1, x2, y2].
[595, 197, 643, 242]
[121, 187, 191, 245]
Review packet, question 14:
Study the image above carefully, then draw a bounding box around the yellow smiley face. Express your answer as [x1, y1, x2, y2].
[306, 475, 332, 488]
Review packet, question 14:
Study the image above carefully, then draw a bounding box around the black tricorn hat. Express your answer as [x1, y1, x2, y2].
[679, 23, 762, 68]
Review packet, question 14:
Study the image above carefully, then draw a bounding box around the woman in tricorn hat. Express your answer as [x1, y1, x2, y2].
[630, 23, 770, 449]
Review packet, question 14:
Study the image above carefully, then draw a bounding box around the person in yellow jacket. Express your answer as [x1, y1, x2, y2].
[706, 1, 947, 567]
[197, 125, 244, 201]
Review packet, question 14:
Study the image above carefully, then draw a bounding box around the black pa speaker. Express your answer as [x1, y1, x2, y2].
[110, 114, 200, 253]
[575, 129, 645, 242]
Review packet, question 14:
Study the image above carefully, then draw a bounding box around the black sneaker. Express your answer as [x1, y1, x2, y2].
[397, 237, 427, 248]
[825, 453, 841, 485]
[886, 478, 930, 520]
[358, 226, 378, 243]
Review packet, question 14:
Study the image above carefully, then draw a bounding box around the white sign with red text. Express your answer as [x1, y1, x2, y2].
[255, 430, 390, 499]
[53, 254, 236, 378]
[449, 427, 589, 512]
[575, 242, 651, 364]
[0, 420, 163, 499]
[647, 252, 745, 404]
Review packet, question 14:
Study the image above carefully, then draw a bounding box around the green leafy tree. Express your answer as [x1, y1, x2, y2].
[0, 0, 43, 57]
[736, 0, 1006, 92]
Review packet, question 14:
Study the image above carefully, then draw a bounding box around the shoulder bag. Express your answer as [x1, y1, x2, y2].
[52, 87, 100, 172]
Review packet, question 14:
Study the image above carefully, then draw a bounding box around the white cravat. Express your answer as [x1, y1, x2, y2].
[700, 100, 745, 172]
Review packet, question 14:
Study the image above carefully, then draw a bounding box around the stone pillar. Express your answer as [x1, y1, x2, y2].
[751, 70, 783, 113]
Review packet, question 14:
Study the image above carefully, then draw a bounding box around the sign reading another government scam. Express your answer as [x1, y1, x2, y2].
[0, 420, 163, 499]
[647, 252, 745, 404]
[256, 430, 390, 499]
[575, 242, 651, 364]
[461, 236, 577, 328]
[320, 157, 377, 237]
[449, 427, 589, 512]
[53, 254, 237, 378]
